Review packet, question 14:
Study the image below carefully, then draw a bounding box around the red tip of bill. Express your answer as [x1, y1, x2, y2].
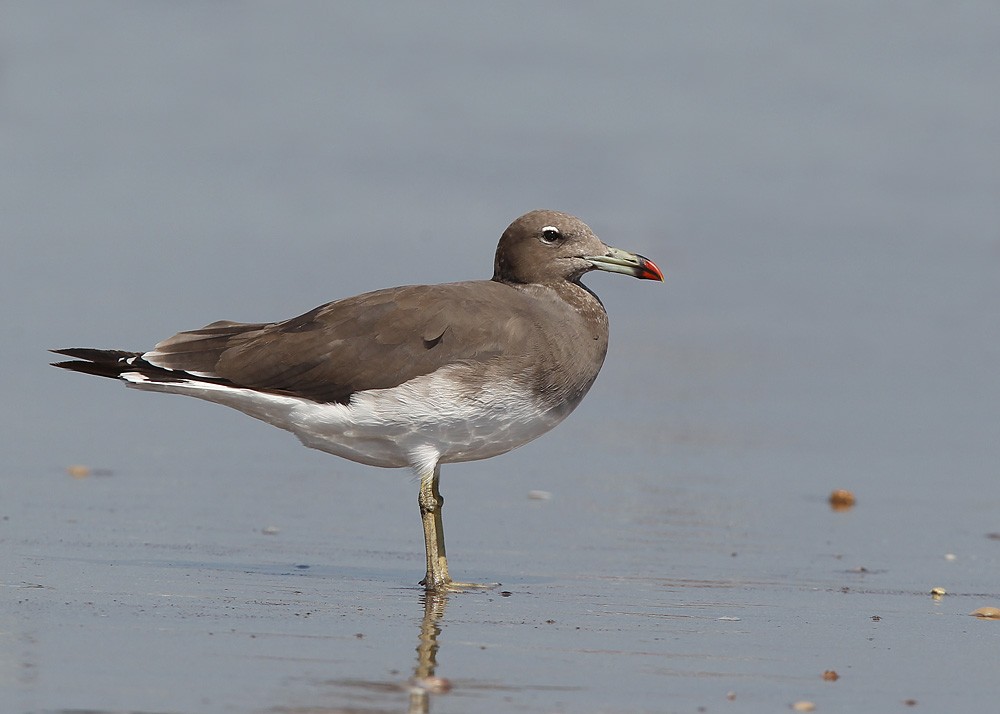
[637, 255, 665, 282]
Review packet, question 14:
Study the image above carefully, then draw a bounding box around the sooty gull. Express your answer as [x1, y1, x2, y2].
[52, 209, 664, 591]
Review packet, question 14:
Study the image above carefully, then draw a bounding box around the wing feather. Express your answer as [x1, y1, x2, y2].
[143, 281, 539, 404]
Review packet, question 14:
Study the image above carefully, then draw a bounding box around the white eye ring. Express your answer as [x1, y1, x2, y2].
[539, 226, 561, 244]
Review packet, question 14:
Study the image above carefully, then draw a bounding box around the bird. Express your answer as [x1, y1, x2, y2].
[52, 209, 663, 591]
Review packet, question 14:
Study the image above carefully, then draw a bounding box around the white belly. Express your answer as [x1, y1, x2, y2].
[123, 366, 572, 470]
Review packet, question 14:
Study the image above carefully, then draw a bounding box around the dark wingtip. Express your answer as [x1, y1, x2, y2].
[52, 359, 121, 379]
[50, 347, 137, 361]
[51, 359, 90, 371]
[49, 348, 141, 380]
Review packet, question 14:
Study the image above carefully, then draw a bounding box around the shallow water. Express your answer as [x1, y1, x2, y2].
[3, 3, 999, 713]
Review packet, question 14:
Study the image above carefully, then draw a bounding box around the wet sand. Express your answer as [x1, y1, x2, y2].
[7, 410, 1000, 713]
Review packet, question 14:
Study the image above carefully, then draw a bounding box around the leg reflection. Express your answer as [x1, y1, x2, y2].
[408, 591, 452, 713]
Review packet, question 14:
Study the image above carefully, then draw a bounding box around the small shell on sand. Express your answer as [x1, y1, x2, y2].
[828, 489, 856, 511]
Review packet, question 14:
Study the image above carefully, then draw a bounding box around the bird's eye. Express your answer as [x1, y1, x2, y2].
[539, 226, 562, 245]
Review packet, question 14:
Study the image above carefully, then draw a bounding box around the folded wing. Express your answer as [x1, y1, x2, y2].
[139, 281, 535, 404]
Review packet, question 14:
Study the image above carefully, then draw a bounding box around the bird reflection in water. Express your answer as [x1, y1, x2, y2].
[310, 590, 461, 712]
[407, 591, 452, 713]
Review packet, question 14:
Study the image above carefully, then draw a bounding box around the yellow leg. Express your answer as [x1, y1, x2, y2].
[418, 466, 451, 590]
[417, 465, 498, 592]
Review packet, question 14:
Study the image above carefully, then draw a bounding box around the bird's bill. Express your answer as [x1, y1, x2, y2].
[585, 247, 664, 282]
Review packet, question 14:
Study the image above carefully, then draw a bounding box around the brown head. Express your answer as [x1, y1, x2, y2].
[492, 210, 663, 285]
